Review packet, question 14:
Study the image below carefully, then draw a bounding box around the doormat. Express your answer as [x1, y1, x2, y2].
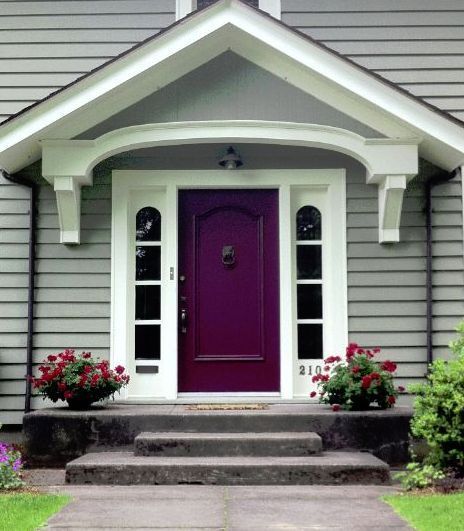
[185, 404, 269, 411]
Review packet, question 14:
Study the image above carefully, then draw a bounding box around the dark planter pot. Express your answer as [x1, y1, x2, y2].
[66, 397, 97, 410]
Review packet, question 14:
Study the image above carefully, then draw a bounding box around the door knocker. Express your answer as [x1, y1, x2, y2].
[222, 245, 236, 268]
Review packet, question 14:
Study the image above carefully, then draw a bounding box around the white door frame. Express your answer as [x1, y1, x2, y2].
[112, 169, 347, 400]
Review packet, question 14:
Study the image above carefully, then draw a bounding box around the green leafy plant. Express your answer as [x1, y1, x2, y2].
[32, 350, 130, 409]
[398, 321, 464, 490]
[311, 343, 402, 411]
[0, 424, 24, 490]
[396, 461, 445, 490]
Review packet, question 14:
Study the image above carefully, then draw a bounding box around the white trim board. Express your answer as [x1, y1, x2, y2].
[1, 0, 464, 174]
[112, 169, 347, 400]
[176, 0, 281, 20]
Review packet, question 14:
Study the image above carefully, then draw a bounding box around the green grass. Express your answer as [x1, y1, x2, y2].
[0, 492, 70, 531]
[384, 492, 464, 531]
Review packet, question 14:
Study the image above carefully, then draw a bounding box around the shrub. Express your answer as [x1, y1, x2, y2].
[0, 425, 24, 490]
[312, 343, 401, 410]
[410, 323, 464, 471]
[32, 350, 130, 408]
[398, 321, 464, 490]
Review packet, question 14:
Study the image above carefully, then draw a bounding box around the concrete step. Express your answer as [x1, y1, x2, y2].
[65, 451, 390, 486]
[134, 431, 323, 457]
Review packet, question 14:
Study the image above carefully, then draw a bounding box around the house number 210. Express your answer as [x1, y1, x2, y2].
[299, 365, 323, 376]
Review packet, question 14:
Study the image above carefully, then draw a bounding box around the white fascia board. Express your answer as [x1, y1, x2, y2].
[0, 0, 463, 173]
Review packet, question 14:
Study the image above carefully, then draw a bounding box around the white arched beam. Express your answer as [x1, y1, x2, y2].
[41, 120, 419, 244]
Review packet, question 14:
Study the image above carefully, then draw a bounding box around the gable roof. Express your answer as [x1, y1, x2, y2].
[1, 0, 464, 173]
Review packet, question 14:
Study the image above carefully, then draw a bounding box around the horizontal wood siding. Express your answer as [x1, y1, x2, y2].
[347, 168, 464, 387]
[0, 173, 29, 425]
[0, 170, 112, 424]
[2, 1, 464, 122]
[0, 0, 175, 122]
[281, 0, 464, 121]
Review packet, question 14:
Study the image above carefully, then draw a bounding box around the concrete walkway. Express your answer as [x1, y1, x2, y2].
[25, 471, 410, 530]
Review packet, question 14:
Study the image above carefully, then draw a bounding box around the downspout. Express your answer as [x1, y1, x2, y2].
[1, 169, 36, 413]
[425, 168, 460, 369]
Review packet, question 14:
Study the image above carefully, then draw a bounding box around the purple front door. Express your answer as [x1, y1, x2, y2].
[178, 190, 280, 392]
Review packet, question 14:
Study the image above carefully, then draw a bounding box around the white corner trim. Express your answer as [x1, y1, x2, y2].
[54, 176, 81, 244]
[176, 0, 195, 20]
[176, 0, 281, 20]
[378, 175, 407, 244]
[259, 0, 281, 19]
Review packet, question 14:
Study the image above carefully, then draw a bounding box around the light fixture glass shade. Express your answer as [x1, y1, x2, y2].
[218, 146, 243, 169]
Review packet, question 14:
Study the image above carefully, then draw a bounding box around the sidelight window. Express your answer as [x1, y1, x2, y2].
[135, 207, 162, 361]
[296, 206, 323, 359]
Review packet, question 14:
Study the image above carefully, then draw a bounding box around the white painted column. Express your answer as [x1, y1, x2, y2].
[279, 184, 293, 399]
[163, 184, 179, 399]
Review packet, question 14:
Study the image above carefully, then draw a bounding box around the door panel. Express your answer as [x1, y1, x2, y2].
[178, 189, 280, 392]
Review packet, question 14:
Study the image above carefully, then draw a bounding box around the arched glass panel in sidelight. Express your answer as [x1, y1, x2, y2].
[296, 205, 321, 241]
[295, 206, 323, 360]
[135, 207, 161, 363]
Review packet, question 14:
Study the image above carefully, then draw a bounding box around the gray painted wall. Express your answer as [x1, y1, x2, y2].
[78, 53, 384, 139]
[2, 145, 463, 423]
[2, 1, 464, 122]
[281, 0, 464, 122]
[0, 0, 176, 122]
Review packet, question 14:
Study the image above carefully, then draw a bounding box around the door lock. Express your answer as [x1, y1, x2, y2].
[180, 308, 188, 334]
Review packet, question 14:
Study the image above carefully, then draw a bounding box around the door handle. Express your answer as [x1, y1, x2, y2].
[180, 308, 188, 334]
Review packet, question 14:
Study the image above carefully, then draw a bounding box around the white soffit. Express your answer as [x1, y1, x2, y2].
[0, 0, 464, 173]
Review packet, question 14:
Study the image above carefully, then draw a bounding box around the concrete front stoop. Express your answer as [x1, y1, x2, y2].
[65, 429, 391, 486]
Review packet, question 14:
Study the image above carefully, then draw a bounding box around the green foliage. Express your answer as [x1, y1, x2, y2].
[313, 343, 400, 411]
[0, 493, 70, 531]
[0, 424, 24, 491]
[398, 321, 464, 490]
[395, 462, 445, 490]
[409, 323, 464, 471]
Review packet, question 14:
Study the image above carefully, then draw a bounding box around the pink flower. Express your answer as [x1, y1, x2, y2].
[352, 365, 360, 374]
[323, 365, 331, 372]
[387, 395, 396, 405]
[115, 365, 125, 375]
[332, 404, 341, 412]
[310, 391, 317, 398]
[398, 386, 405, 393]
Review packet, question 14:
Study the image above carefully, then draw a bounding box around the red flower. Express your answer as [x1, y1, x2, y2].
[83, 365, 92, 374]
[58, 382, 66, 392]
[370, 372, 381, 380]
[387, 395, 396, 405]
[398, 386, 405, 393]
[82, 352, 92, 359]
[332, 404, 341, 412]
[323, 365, 331, 372]
[64, 390, 73, 399]
[115, 365, 125, 375]
[310, 391, 317, 398]
[47, 355, 57, 362]
[346, 343, 359, 360]
[381, 360, 397, 373]
[38, 365, 50, 373]
[324, 356, 342, 364]
[352, 365, 360, 374]
[361, 375, 372, 389]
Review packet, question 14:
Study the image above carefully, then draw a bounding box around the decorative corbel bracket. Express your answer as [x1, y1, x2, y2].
[377, 175, 407, 244]
[54, 176, 82, 244]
